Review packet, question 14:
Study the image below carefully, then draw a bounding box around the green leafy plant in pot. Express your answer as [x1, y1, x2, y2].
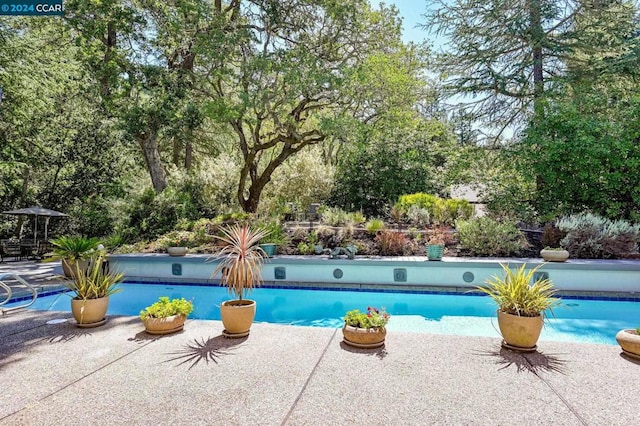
[64, 251, 123, 327]
[140, 297, 194, 335]
[342, 306, 390, 349]
[209, 225, 268, 337]
[48, 235, 100, 277]
[475, 263, 560, 351]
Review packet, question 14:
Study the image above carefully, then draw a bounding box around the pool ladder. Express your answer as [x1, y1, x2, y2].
[0, 273, 38, 315]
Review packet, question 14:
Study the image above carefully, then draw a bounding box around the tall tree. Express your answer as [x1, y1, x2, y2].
[423, 0, 637, 140]
[201, 0, 421, 212]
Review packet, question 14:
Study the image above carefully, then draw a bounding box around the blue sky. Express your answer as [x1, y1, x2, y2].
[389, 0, 429, 44]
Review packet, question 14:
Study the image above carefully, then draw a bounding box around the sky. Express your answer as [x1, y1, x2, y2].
[389, 0, 430, 44]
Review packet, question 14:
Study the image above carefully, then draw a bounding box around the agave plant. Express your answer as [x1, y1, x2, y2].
[475, 263, 560, 318]
[209, 225, 269, 300]
[49, 235, 100, 262]
[65, 252, 124, 300]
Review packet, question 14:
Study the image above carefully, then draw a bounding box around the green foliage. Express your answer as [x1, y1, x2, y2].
[158, 231, 194, 249]
[257, 220, 288, 246]
[139, 297, 194, 320]
[297, 242, 316, 255]
[395, 193, 473, 225]
[520, 91, 640, 222]
[330, 117, 456, 217]
[65, 253, 123, 300]
[375, 231, 408, 256]
[124, 180, 216, 240]
[556, 213, 640, 259]
[365, 219, 385, 234]
[49, 235, 100, 261]
[456, 217, 528, 257]
[344, 307, 390, 328]
[395, 193, 439, 215]
[406, 205, 431, 227]
[475, 263, 560, 318]
[320, 207, 351, 227]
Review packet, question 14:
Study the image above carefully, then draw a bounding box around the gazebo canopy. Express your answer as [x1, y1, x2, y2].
[2, 206, 69, 217]
[2, 206, 69, 242]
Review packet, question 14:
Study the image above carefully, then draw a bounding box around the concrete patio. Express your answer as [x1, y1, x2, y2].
[2, 260, 639, 424]
[1, 307, 638, 425]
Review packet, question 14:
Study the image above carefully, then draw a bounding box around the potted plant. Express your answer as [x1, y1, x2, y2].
[342, 306, 390, 349]
[257, 220, 286, 257]
[64, 251, 124, 327]
[140, 296, 194, 335]
[164, 233, 190, 257]
[48, 235, 100, 277]
[616, 328, 640, 359]
[209, 225, 268, 338]
[426, 228, 447, 261]
[475, 263, 560, 351]
[540, 246, 570, 262]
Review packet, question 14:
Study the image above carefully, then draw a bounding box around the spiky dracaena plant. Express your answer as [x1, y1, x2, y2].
[210, 225, 269, 301]
[475, 263, 560, 318]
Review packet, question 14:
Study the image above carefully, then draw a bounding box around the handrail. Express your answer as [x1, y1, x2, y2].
[0, 272, 38, 315]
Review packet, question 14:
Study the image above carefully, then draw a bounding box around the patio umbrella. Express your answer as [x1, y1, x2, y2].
[2, 206, 69, 243]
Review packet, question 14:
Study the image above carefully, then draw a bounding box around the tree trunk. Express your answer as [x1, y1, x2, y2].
[137, 131, 168, 192]
[530, 0, 544, 117]
[14, 166, 30, 237]
[185, 141, 193, 170]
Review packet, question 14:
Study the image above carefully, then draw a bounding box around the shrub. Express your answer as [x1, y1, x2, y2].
[556, 213, 639, 258]
[395, 193, 440, 215]
[256, 219, 289, 245]
[297, 242, 316, 255]
[456, 217, 528, 257]
[320, 206, 350, 227]
[407, 205, 430, 227]
[347, 211, 366, 225]
[365, 218, 385, 234]
[443, 198, 474, 223]
[375, 230, 408, 256]
[395, 193, 473, 225]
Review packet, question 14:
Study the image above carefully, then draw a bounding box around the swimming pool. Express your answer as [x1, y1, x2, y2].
[22, 282, 638, 345]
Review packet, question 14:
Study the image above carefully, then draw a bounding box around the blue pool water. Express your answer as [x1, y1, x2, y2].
[21, 283, 639, 345]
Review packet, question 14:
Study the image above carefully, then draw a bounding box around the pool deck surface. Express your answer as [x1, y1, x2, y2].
[1, 261, 639, 425]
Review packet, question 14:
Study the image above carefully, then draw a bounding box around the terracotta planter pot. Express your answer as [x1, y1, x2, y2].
[342, 324, 386, 349]
[540, 249, 569, 262]
[616, 329, 640, 359]
[143, 314, 187, 335]
[220, 299, 256, 336]
[167, 247, 188, 257]
[62, 259, 89, 278]
[71, 296, 109, 326]
[497, 310, 543, 350]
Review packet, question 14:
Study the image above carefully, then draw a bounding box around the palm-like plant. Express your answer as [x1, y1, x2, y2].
[49, 235, 100, 262]
[210, 225, 269, 300]
[476, 263, 560, 318]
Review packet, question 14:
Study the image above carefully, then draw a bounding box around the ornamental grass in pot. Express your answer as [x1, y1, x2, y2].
[140, 297, 194, 335]
[342, 306, 390, 349]
[209, 225, 268, 338]
[64, 251, 123, 327]
[475, 263, 560, 351]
